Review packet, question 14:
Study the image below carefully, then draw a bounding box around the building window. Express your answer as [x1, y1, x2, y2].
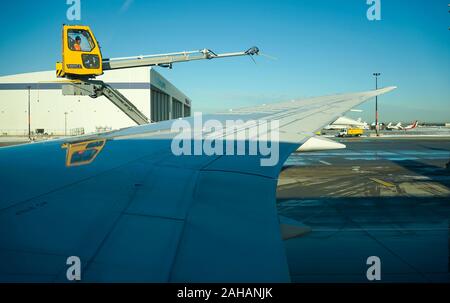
[151, 88, 170, 122]
[184, 104, 191, 117]
[172, 98, 183, 119]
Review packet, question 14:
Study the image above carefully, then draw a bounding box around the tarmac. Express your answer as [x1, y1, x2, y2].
[277, 137, 450, 282]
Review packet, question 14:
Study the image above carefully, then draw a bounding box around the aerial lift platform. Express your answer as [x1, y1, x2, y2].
[56, 25, 259, 125]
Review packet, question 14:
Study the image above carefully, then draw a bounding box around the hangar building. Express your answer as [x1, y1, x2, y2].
[0, 67, 191, 137]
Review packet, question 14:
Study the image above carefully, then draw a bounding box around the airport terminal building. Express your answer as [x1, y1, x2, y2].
[0, 67, 191, 136]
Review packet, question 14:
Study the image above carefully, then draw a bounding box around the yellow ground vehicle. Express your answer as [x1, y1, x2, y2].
[56, 25, 103, 78]
[337, 128, 364, 137]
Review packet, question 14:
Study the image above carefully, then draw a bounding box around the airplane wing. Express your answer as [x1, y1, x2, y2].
[0, 86, 396, 282]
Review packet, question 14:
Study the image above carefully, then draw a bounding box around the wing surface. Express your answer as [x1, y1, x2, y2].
[0, 87, 396, 282]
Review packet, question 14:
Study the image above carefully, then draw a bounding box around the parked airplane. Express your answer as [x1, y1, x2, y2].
[324, 116, 369, 130]
[386, 122, 403, 130]
[386, 121, 418, 131]
[404, 120, 419, 130]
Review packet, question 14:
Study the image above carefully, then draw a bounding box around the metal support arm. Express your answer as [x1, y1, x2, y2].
[62, 80, 149, 125]
[102, 47, 259, 71]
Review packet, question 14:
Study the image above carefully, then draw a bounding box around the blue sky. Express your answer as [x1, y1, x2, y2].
[0, 0, 449, 122]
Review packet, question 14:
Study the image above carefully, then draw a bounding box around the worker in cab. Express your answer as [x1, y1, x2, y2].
[73, 36, 82, 51]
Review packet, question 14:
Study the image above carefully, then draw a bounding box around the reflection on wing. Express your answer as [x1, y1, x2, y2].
[62, 139, 106, 167]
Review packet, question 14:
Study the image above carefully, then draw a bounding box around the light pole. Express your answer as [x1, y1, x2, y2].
[64, 112, 68, 136]
[27, 86, 31, 140]
[373, 73, 381, 136]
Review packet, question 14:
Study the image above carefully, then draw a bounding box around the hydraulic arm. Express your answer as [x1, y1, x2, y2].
[102, 47, 260, 71]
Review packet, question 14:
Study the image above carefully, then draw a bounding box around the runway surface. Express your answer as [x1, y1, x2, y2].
[277, 137, 450, 282]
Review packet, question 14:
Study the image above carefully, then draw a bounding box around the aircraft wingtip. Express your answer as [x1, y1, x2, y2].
[377, 86, 397, 94]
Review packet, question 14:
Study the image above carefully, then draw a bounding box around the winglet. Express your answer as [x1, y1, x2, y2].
[377, 86, 397, 94]
[297, 136, 346, 152]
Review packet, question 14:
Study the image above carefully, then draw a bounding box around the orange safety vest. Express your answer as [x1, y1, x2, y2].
[74, 43, 81, 51]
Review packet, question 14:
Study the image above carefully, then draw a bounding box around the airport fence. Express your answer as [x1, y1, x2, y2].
[0, 128, 85, 137]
